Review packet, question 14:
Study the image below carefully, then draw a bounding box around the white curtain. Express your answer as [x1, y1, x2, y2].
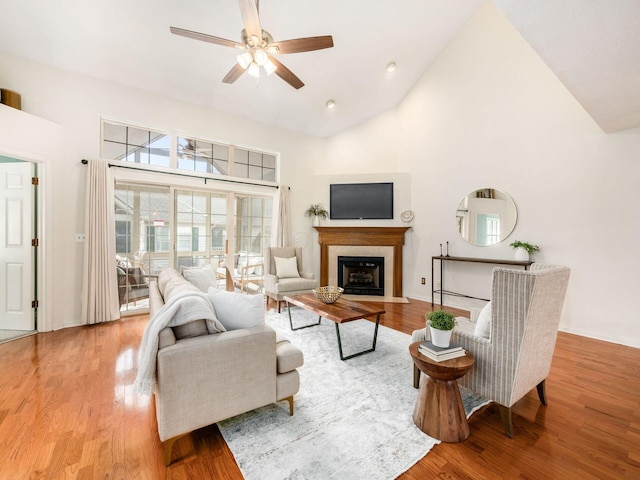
[81, 159, 120, 324]
[274, 185, 291, 247]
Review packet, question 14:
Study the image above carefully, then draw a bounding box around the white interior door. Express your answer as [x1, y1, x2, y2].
[0, 161, 34, 331]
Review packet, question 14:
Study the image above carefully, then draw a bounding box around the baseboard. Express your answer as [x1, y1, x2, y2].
[54, 320, 83, 331]
[558, 325, 640, 349]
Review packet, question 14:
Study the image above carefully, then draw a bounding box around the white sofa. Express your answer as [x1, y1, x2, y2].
[148, 268, 304, 465]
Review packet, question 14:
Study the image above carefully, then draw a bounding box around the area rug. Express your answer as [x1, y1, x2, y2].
[219, 308, 489, 480]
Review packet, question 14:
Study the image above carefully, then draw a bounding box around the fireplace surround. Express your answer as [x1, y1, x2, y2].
[314, 227, 410, 298]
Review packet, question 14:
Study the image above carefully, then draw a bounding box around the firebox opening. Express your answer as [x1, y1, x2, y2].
[337, 256, 384, 296]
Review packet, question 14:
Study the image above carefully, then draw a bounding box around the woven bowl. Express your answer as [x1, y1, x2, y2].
[312, 286, 344, 304]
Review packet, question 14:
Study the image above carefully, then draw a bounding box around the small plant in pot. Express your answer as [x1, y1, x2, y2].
[509, 240, 539, 262]
[426, 310, 456, 348]
[305, 203, 329, 226]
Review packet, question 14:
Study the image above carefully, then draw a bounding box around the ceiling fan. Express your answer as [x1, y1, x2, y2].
[170, 0, 334, 90]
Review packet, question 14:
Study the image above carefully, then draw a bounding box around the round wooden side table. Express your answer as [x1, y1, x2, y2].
[409, 342, 475, 442]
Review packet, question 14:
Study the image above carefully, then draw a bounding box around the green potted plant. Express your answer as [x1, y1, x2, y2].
[426, 310, 456, 347]
[305, 203, 329, 226]
[509, 240, 539, 262]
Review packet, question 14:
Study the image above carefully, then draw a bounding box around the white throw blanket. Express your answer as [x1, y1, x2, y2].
[134, 290, 225, 395]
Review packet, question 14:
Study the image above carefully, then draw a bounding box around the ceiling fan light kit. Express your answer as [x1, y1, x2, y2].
[253, 48, 268, 66]
[170, 0, 334, 89]
[247, 62, 261, 78]
[237, 52, 253, 69]
[263, 59, 277, 75]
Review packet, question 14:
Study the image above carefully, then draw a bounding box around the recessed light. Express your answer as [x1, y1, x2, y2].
[326, 99, 336, 109]
[386, 62, 397, 73]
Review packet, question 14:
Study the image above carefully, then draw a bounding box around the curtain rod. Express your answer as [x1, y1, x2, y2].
[81, 159, 286, 189]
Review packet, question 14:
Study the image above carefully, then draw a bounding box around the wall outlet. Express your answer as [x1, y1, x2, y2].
[421, 277, 426, 285]
[75, 233, 85, 242]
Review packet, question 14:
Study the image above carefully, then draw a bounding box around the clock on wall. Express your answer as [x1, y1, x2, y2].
[400, 209, 415, 223]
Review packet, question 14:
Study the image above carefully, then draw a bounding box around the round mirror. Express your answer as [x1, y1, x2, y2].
[455, 188, 517, 246]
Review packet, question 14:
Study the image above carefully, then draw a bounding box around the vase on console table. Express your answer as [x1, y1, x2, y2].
[514, 247, 529, 262]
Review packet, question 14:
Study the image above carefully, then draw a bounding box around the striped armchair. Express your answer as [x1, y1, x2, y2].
[412, 264, 570, 437]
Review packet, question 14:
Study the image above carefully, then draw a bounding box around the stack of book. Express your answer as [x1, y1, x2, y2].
[418, 341, 466, 362]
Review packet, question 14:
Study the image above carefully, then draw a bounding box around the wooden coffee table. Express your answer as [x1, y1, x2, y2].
[283, 293, 385, 361]
[409, 342, 475, 442]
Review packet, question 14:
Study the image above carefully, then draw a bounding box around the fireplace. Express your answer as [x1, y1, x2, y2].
[338, 256, 385, 296]
[315, 227, 410, 298]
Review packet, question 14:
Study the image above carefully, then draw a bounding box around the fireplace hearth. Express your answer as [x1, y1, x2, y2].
[338, 256, 384, 296]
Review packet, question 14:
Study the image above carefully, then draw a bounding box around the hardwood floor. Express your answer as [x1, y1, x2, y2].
[0, 298, 638, 479]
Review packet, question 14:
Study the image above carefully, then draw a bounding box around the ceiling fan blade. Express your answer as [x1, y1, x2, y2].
[269, 56, 304, 89]
[271, 36, 334, 54]
[222, 63, 247, 84]
[238, 0, 262, 41]
[170, 26, 240, 48]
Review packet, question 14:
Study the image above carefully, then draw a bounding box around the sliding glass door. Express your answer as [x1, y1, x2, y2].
[115, 183, 273, 312]
[114, 184, 170, 312]
[176, 189, 228, 272]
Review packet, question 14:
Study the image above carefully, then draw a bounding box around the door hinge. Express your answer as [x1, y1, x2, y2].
[32, 177, 39, 186]
[32, 238, 39, 247]
[32, 300, 39, 308]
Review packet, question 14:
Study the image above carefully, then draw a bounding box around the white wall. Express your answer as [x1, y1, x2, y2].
[0, 52, 323, 330]
[325, 3, 640, 348]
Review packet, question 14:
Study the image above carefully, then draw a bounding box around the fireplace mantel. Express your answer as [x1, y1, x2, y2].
[314, 227, 411, 297]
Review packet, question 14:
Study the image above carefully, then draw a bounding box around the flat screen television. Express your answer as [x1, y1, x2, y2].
[330, 182, 394, 219]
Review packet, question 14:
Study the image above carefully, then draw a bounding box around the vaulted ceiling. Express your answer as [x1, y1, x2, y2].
[1, 0, 638, 137]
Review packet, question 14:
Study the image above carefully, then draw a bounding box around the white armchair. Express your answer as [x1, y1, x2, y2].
[412, 264, 570, 437]
[264, 247, 318, 312]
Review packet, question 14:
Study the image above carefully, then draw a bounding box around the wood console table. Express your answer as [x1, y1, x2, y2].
[431, 255, 533, 307]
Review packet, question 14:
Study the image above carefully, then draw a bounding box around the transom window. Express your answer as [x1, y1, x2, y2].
[103, 123, 170, 167]
[101, 120, 278, 183]
[235, 148, 276, 181]
[177, 137, 230, 175]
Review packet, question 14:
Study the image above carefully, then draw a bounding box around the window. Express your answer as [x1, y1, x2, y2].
[106, 119, 279, 312]
[175, 190, 228, 270]
[114, 184, 171, 274]
[177, 137, 230, 175]
[103, 123, 170, 167]
[475, 214, 501, 246]
[114, 184, 171, 312]
[235, 194, 272, 265]
[115, 182, 273, 313]
[234, 148, 276, 181]
[102, 120, 278, 183]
